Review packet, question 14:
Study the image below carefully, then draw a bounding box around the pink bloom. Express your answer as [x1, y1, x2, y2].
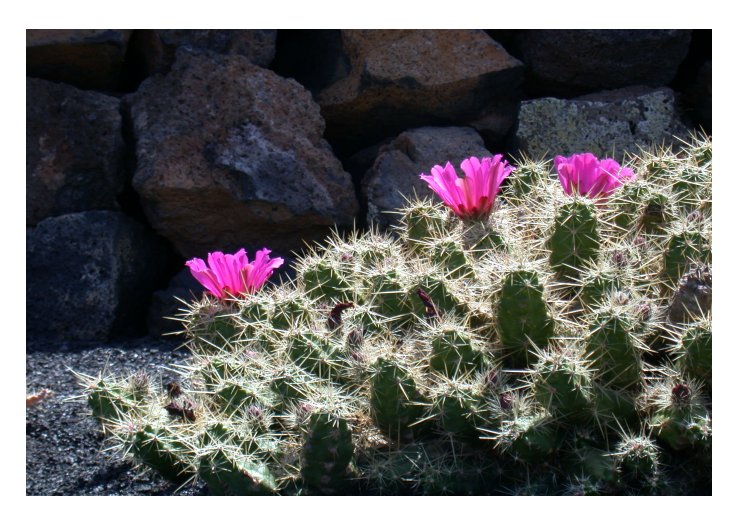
[554, 153, 636, 198]
[185, 248, 284, 299]
[420, 155, 514, 220]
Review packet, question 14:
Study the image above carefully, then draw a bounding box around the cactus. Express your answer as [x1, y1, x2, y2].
[671, 316, 712, 387]
[613, 433, 662, 490]
[300, 412, 354, 494]
[668, 264, 712, 324]
[530, 346, 594, 423]
[495, 269, 554, 366]
[132, 425, 196, 484]
[642, 373, 711, 452]
[548, 199, 601, 281]
[198, 438, 278, 496]
[428, 320, 487, 375]
[78, 136, 711, 495]
[369, 358, 427, 440]
[585, 306, 644, 390]
[662, 228, 711, 288]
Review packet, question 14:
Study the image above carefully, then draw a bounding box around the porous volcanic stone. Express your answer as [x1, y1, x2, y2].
[515, 29, 692, 96]
[127, 49, 358, 257]
[26, 29, 132, 91]
[27, 211, 169, 341]
[26, 78, 125, 225]
[316, 30, 523, 155]
[515, 87, 689, 160]
[156, 29, 278, 66]
[363, 127, 492, 228]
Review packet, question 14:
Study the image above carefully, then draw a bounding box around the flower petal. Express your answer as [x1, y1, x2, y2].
[554, 155, 574, 195]
[244, 248, 284, 291]
[422, 155, 514, 220]
[185, 257, 224, 298]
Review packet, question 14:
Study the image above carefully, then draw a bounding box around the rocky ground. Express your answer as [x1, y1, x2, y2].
[25, 336, 205, 495]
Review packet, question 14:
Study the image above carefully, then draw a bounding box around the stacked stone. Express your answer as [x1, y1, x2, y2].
[25, 29, 710, 341]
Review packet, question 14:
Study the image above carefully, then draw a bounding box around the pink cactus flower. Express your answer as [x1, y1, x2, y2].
[554, 153, 636, 198]
[420, 155, 515, 220]
[185, 248, 284, 299]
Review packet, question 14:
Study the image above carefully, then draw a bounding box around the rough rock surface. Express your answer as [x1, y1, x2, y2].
[27, 78, 125, 225]
[515, 87, 689, 160]
[127, 49, 358, 257]
[515, 30, 692, 96]
[26, 29, 132, 90]
[156, 29, 278, 66]
[316, 30, 524, 155]
[363, 127, 492, 228]
[27, 211, 169, 341]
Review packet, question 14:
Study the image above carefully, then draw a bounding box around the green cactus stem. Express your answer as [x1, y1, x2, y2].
[496, 269, 554, 366]
[549, 200, 601, 280]
[300, 412, 354, 494]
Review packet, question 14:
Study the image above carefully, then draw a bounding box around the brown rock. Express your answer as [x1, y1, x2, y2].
[122, 30, 279, 92]
[26, 78, 125, 225]
[363, 127, 492, 227]
[127, 49, 358, 258]
[26, 29, 132, 90]
[316, 30, 523, 155]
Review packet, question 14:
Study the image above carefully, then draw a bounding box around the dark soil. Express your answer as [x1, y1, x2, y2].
[26, 336, 206, 496]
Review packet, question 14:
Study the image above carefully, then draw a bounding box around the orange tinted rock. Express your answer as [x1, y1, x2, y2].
[128, 49, 358, 257]
[26, 29, 132, 90]
[316, 30, 523, 155]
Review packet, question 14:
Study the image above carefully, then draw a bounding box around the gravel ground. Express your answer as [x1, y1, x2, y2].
[26, 336, 207, 496]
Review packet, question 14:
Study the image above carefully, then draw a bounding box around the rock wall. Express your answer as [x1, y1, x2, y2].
[26, 29, 712, 341]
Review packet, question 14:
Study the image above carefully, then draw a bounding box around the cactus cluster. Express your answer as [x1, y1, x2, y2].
[77, 135, 712, 495]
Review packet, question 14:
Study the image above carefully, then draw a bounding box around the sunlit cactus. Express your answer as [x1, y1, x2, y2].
[77, 135, 712, 495]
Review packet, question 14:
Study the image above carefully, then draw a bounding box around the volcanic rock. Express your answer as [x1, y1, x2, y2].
[316, 30, 523, 155]
[27, 211, 169, 340]
[515, 87, 689, 160]
[27, 78, 125, 225]
[127, 49, 358, 257]
[515, 29, 692, 97]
